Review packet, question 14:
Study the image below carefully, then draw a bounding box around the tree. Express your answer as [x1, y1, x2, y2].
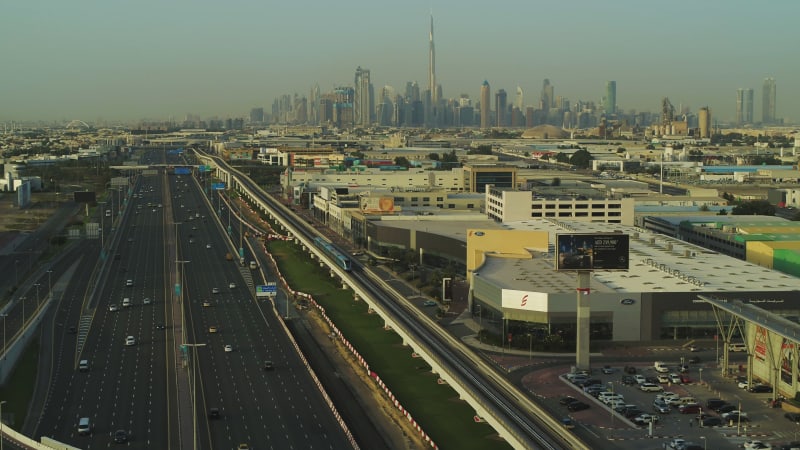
[717, 208, 728, 216]
[569, 149, 593, 168]
[394, 156, 411, 168]
[351, 151, 365, 160]
[731, 200, 775, 216]
[552, 177, 561, 187]
[428, 153, 440, 161]
[555, 152, 570, 164]
[441, 150, 459, 163]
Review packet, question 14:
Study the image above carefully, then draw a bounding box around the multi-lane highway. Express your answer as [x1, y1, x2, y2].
[31, 150, 354, 449]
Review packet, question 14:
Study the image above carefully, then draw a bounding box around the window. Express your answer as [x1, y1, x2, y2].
[467, 204, 474, 208]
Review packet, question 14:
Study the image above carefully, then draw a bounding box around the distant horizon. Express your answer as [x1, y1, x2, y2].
[2, 0, 797, 123]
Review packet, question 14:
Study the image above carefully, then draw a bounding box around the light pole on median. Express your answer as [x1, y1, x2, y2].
[608, 381, 614, 427]
[34, 283, 40, 309]
[527, 333, 533, 362]
[0, 400, 6, 450]
[183, 343, 206, 450]
[13, 260, 18, 287]
[20, 297, 25, 337]
[47, 270, 53, 302]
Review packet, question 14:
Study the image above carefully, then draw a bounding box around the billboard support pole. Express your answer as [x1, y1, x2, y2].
[576, 276, 591, 370]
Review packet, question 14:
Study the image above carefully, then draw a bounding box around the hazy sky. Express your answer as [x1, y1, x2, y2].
[2, 0, 798, 124]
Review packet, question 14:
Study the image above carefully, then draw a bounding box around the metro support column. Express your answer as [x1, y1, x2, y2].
[575, 272, 591, 370]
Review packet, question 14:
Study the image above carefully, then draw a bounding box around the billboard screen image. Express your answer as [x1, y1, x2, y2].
[556, 233, 629, 271]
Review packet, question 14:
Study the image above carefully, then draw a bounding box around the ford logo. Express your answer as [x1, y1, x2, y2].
[620, 298, 636, 305]
[474, 231, 485, 236]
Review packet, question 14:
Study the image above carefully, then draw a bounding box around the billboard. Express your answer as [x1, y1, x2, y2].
[174, 167, 191, 175]
[212, 182, 226, 190]
[555, 233, 629, 271]
[360, 196, 395, 213]
[74, 191, 97, 203]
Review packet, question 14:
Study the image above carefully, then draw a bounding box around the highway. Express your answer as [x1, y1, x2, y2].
[204, 151, 584, 449]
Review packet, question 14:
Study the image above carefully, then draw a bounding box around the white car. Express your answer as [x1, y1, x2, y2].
[639, 383, 664, 393]
[738, 380, 749, 389]
[634, 413, 659, 424]
[229, 283, 236, 289]
[634, 374, 646, 384]
[125, 336, 136, 346]
[206, 244, 212, 249]
[143, 298, 152, 305]
[668, 373, 681, 384]
[212, 288, 220, 294]
[657, 374, 670, 384]
[722, 410, 747, 420]
[743, 440, 771, 450]
[108, 304, 119, 312]
[224, 344, 233, 353]
[668, 438, 686, 449]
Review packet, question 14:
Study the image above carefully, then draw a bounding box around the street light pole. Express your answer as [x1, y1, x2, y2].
[608, 382, 615, 427]
[0, 399, 6, 450]
[34, 283, 40, 309]
[20, 297, 25, 337]
[527, 333, 532, 362]
[183, 343, 206, 450]
[477, 305, 482, 344]
[14, 260, 18, 287]
[47, 270, 52, 302]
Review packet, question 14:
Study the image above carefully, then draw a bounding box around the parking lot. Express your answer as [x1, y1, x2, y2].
[526, 344, 800, 449]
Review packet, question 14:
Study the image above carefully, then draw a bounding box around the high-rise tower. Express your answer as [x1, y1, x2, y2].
[480, 80, 491, 129]
[762, 77, 776, 124]
[354, 66, 372, 127]
[495, 89, 507, 127]
[429, 15, 436, 105]
[604, 81, 616, 116]
[737, 88, 754, 124]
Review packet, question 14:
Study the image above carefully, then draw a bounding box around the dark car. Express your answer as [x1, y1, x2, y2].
[724, 413, 749, 422]
[578, 378, 601, 388]
[749, 384, 773, 393]
[716, 404, 736, 414]
[786, 412, 800, 423]
[263, 361, 274, 371]
[779, 441, 800, 450]
[645, 376, 659, 384]
[601, 365, 615, 374]
[208, 408, 220, 419]
[624, 365, 637, 374]
[701, 416, 723, 427]
[567, 401, 590, 412]
[679, 404, 701, 414]
[113, 430, 128, 443]
[621, 375, 637, 385]
[706, 398, 726, 410]
[559, 396, 578, 406]
[624, 409, 644, 419]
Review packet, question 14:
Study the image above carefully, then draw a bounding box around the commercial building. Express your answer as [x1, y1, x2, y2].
[480, 81, 491, 129]
[763, 77, 777, 124]
[604, 81, 616, 116]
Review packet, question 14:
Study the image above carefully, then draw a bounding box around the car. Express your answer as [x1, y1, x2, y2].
[125, 336, 136, 346]
[668, 373, 682, 384]
[657, 374, 671, 384]
[125, 279, 133, 287]
[634, 413, 659, 425]
[668, 438, 686, 449]
[422, 300, 438, 307]
[678, 403, 701, 414]
[113, 429, 128, 443]
[778, 442, 800, 450]
[601, 365, 615, 374]
[653, 401, 671, 414]
[621, 375, 637, 385]
[705, 398, 727, 410]
[678, 364, 690, 373]
[716, 404, 736, 414]
[208, 408, 220, 419]
[263, 361, 274, 371]
[656, 392, 680, 403]
[701, 416, 723, 427]
[224, 344, 233, 352]
[237, 445, 250, 450]
[785, 412, 800, 423]
[560, 417, 575, 430]
[749, 384, 773, 393]
[645, 376, 659, 384]
[578, 378, 601, 388]
[155, 324, 166, 330]
[744, 440, 772, 450]
[679, 374, 691, 383]
[634, 374, 646, 384]
[584, 385, 607, 396]
[206, 244, 212, 249]
[722, 410, 748, 420]
[229, 283, 236, 289]
[738, 380, 750, 389]
[143, 298, 152, 305]
[209, 326, 218, 333]
[688, 356, 701, 364]
[212, 288, 220, 294]
[624, 365, 637, 374]
[689, 344, 699, 352]
[639, 383, 664, 392]
[567, 401, 589, 412]
[202, 301, 211, 307]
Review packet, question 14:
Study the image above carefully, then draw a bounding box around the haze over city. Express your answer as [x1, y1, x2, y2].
[2, 0, 798, 123]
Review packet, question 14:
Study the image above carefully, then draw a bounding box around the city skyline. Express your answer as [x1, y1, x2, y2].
[2, 0, 798, 124]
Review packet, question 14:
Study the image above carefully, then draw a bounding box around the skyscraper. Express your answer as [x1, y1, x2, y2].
[604, 81, 616, 116]
[762, 77, 776, 124]
[540, 79, 554, 112]
[480, 80, 491, 129]
[698, 107, 711, 138]
[515, 86, 524, 111]
[429, 15, 437, 105]
[495, 89, 507, 127]
[354, 66, 372, 126]
[736, 88, 754, 124]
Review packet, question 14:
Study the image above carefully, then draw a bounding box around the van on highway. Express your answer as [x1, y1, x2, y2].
[122, 298, 131, 307]
[78, 417, 91, 435]
[79, 360, 89, 372]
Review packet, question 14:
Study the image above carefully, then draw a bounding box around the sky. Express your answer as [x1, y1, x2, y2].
[2, 0, 798, 124]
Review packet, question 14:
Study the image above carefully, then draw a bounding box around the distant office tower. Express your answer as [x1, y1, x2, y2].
[406, 81, 420, 102]
[354, 66, 372, 126]
[698, 107, 711, 138]
[604, 81, 616, 115]
[333, 86, 354, 128]
[762, 78, 776, 124]
[736, 88, 754, 124]
[540, 79, 554, 112]
[309, 84, 320, 125]
[249, 107, 264, 123]
[429, 16, 437, 105]
[480, 80, 491, 128]
[525, 107, 534, 128]
[495, 89, 507, 127]
[515, 86, 524, 111]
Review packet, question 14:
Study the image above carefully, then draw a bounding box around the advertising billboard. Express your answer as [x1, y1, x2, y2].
[360, 196, 395, 213]
[555, 233, 629, 271]
[73, 191, 97, 203]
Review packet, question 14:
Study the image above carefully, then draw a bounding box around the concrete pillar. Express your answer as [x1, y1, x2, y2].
[576, 272, 591, 370]
[341, 282, 347, 289]
[419, 247, 424, 265]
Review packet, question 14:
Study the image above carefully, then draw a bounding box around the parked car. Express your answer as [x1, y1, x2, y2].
[706, 398, 727, 410]
[645, 376, 659, 384]
[559, 396, 579, 406]
[669, 373, 682, 384]
[567, 401, 589, 412]
[678, 403, 701, 414]
[560, 417, 575, 430]
[624, 365, 637, 374]
[716, 404, 736, 414]
[657, 374, 671, 384]
[701, 416, 723, 427]
[738, 380, 750, 389]
[653, 400, 671, 414]
[621, 375, 637, 385]
[785, 412, 800, 423]
[749, 384, 773, 393]
[601, 365, 615, 374]
[679, 374, 692, 383]
[639, 383, 664, 393]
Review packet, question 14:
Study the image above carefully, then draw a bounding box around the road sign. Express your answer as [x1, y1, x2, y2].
[199, 165, 212, 172]
[174, 167, 191, 175]
[256, 283, 277, 298]
[212, 182, 226, 190]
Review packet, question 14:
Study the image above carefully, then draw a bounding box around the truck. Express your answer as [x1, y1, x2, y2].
[249, 261, 258, 270]
[225, 253, 233, 261]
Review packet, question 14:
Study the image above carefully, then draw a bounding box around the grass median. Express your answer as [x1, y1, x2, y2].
[269, 240, 510, 450]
